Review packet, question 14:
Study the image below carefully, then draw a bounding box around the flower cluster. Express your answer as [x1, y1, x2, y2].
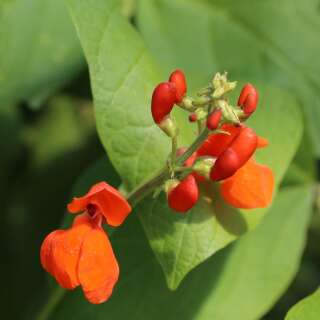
[40, 69, 274, 305]
[151, 70, 274, 212]
[40, 182, 131, 304]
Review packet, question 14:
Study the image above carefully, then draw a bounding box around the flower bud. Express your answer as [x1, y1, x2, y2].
[167, 175, 199, 213]
[212, 72, 237, 98]
[193, 158, 215, 179]
[237, 83, 259, 116]
[210, 126, 258, 181]
[189, 113, 198, 122]
[169, 69, 187, 103]
[206, 109, 222, 130]
[151, 82, 177, 124]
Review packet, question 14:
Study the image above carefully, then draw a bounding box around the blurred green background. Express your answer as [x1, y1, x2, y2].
[1, 0, 320, 319]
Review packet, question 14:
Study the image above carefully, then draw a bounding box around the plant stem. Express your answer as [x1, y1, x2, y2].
[36, 286, 66, 320]
[126, 128, 210, 207]
[170, 135, 178, 175]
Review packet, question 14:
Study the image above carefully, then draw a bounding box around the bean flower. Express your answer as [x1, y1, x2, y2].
[40, 182, 131, 304]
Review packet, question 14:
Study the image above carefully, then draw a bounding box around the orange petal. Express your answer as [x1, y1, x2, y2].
[67, 182, 131, 227]
[50, 215, 92, 289]
[257, 136, 269, 148]
[220, 158, 274, 209]
[40, 230, 63, 276]
[78, 227, 119, 304]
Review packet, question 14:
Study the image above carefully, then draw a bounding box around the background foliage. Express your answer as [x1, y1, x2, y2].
[1, 0, 320, 319]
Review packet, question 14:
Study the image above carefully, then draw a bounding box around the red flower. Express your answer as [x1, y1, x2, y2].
[40, 214, 119, 304]
[151, 82, 177, 124]
[169, 69, 187, 103]
[206, 109, 222, 130]
[210, 126, 258, 181]
[67, 181, 131, 227]
[41, 182, 131, 304]
[197, 124, 274, 209]
[167, 174, 199, 213]
[238, 83, 259, 116]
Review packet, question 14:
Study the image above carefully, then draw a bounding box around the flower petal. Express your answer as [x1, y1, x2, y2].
[67, 182, 131, 227]
[50, 215, 92, 289]
[77, 227, 119, 304]
[40, 230, 63, 276]
[221, 158, 274, 209]
[197, 124, 241, 158]
[257, 136, 269, 148]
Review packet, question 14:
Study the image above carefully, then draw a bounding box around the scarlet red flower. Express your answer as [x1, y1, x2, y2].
[197, 124, 241, 158]
[169, 69, 187, 103]
[167, 174, 199, 212]
[151, 82, 177, 124]
[40, 214, 119, 304]
[195, 124, 274, 208]
[67, 182, 131, 227]
[210, 126, 258, 181]
[221, 158, 274, 208]
[238, 83, 259, 116]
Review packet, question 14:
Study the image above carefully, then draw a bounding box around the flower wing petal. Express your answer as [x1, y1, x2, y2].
[78, 227, 119, 304]
[221, 158, 274, 209]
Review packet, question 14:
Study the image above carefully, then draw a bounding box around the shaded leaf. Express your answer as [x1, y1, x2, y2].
[0, 0, 84, 107]
[285, 288, 320, 320]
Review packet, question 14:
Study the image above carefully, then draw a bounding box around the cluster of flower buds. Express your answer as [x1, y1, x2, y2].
[151, 70, 273, 213]
[40, 182, 131, 304]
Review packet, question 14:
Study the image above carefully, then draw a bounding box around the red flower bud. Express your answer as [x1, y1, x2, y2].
[151, 82, 177, 124]
[237, 83, 259, 115]
[206, 109, 222, 130]
[169, 69, 187, 103]
[210, 126, 258, 181]
[167, 175, 199, 213]
[189, 113, 198, 122]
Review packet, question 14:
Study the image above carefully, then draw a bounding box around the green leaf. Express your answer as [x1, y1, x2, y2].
[43, 185, 312, 320]
[0, 0, 84, 107]
[137, 0, 320, 155]
[65, 0, 170, 191]
[65, 0, 303, 288]
[285, 288, 320, 320]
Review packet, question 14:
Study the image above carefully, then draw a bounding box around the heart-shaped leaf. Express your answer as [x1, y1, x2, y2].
[65, 0, 303, 288]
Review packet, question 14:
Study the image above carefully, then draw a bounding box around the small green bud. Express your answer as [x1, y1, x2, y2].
[193, 158, 215, 179]
[159, 117, 179, 138]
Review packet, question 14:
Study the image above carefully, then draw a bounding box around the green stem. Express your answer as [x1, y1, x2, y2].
[36, 286, 66, 320]
[126, 128, 210, 207]
[170, 135, 178, 175]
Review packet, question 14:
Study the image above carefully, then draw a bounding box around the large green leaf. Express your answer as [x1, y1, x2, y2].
[0, 0, 84, 108]
[285, 288, 320, 320]
[66, 0, 303, 288]
[137, 0, 320, 155]
[41, 186, 312, 320]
